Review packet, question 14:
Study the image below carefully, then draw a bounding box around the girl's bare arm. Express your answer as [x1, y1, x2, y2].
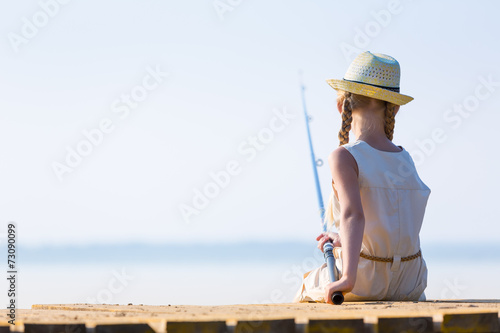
[324, 147, 365, 301]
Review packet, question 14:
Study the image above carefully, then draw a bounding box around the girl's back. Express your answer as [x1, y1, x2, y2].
[333, 139, 430, 301]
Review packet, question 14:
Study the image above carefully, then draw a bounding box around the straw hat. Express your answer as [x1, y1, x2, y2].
[326, 51, 413, 105]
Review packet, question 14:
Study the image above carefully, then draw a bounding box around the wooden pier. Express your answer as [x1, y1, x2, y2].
[1, 300, 500, 332]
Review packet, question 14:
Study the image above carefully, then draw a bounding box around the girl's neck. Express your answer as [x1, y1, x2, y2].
[350, 108, 393, 146]
[353, 132, 388, 143]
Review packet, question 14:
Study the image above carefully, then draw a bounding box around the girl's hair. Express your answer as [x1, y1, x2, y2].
[324, 91, 398, 231]
[324, 190, 338, 232]
[336, 90, 397, 146]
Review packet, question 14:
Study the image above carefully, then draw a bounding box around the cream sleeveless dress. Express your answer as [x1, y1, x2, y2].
[293, 139, 431, 302]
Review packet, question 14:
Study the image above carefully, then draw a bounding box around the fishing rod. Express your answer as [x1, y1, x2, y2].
[299, 71, 344, 305]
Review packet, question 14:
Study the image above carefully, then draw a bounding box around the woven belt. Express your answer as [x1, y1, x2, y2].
[359, 249, 421, 263]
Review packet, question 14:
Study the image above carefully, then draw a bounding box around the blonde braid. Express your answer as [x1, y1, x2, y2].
[338, 93, 353, 146]
[384, 103, 396, 141]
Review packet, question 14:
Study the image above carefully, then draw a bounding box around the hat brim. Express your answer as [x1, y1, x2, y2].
[326, 79, 413, 105]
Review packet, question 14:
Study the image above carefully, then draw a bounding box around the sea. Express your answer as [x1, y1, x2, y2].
[10, 241, 500, 309]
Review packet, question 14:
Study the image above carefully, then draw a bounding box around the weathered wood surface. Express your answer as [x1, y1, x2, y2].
[0, 300, 498, 332]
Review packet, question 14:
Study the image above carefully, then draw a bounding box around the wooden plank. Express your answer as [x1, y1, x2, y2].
[234, 319, 295, 333]
[24, 323, 87, 333]
[442, 312, 500, 333]
[166, 321, 227, 333]
[377, 317, 433, 333]
[95, 323, 157, 333]
[17, 301, 500, 328]
[307, 319, 365, 333]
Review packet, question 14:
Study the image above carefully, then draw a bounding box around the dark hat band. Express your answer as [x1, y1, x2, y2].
[343, 78, 400, 93]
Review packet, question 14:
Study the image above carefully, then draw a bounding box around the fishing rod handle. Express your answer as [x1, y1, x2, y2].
[323, 242, 344, 305]
[331, 291, 344, 305]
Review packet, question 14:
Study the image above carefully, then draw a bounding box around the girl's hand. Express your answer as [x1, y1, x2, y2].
[324, 276, 355, 304]
[316, 232, 341, 252]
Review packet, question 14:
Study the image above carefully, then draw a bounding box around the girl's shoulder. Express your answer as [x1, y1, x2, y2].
[333, 139, 429, 190]
[328, 145, 359, 176]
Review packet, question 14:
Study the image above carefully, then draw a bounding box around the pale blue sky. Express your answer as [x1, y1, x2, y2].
[1, 0, 499, 247]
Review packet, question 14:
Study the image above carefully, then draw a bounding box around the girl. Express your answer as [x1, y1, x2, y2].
[293, 51, 430, 303]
